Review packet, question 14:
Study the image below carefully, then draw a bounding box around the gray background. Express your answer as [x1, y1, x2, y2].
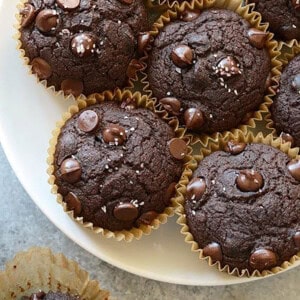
[0, 144, 299, 300]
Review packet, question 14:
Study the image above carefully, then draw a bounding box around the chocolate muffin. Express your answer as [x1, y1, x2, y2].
[147, 9, 271, 133]
[272, 54, 300, 147]
[185, 142, 300, 273]
[19, 0, 148, 96]
[247, 0, 300, 40]
[21, 291, 80, 300]
[53, 101, 185, 231]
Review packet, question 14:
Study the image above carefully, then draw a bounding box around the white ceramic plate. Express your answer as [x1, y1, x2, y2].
[1, 0, 299, 286]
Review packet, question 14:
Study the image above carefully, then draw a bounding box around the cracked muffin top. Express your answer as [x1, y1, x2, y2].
[147, 9, 271, 133]
[184, 141, 300, 273]
[53, 100, 185, 231]
[19, 0, 148, 96]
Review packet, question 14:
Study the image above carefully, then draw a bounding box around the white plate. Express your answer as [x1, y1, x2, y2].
[1, 0, 299, 286]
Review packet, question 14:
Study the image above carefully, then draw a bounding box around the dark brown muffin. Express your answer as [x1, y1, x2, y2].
[247, 0, 300, 40]
[272, 54, 300, 147]
[185, 142, 300, 273]
[21, 291, 80, 300]
[147, 9, 271, 133]
[19, 0, 148, 96]
[53, 101, 185, 231]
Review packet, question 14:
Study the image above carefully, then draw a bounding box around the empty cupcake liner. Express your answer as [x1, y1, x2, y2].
[174, 129, 300, 277]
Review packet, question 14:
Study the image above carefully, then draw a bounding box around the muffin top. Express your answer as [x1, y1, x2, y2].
[247, 0, 300, 40]
[147, 9, 271, 133]
[54, 101, 185, 231]
[19, 0, 148, 96]
[272, 54, 300, 147]
[185, 142, 300, 272]
[21, 291, 80, 300]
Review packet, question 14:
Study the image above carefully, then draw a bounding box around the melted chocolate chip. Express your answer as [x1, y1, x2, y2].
[20, 4, 36, 28]
[291, 0, 300, 11]
[179, 8, 201, 22]
[292, 74, 300, 93]
[249, 249, 277, 271]
[113, 203, 138, 221]
[216, 56, 241, 77]
[61, 79, 83, 97]
[71, 33, 97, 58]
[102, 124, 127, 145]
[65, 192, 82, 216]
[126, 59, 143, 78]
[280, 132, 295, 147]
[236, 169, 264, 192]
[164, 182, 177, 205]
[138, 32, 151, 55]
[287, 159, 300, 181]
[56, 0, 80, 10]
[60, 158, 81, 183]
[294, 232, 300, 248]
[247, 28, 268, 49]
[35, 9, 59, 33]
[184, 108, 204, 130]
[77, 110, 99, 132]
[159, 97, 181, 116]
[203, 242, 223, 263]
[31, 57, 52, 80]
[171, 45, 193, 68]
[136, 211, 158, 226]
[224, 140, 246, 155]
[186, 177, 206, 201]
[168, 138, 188, 160]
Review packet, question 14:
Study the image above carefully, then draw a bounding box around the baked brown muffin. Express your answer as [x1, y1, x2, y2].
[147, 8, 271, 133]
[21, 291, 80, 300]
[53, 101, 186, 231]
[18, 0, 148, 96]
[185, 141, 300, 273]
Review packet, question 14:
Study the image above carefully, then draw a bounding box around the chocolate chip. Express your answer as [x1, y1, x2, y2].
[56, 0, 80, 10]
[159, 97, 181, 116]
[102, 124, 127, 145]
[120, 97, 137, 110]
[184, 108, 204, 130]
[292, 74, 300, 93]
[31, 57, 52, 80]
[287, 159, 300, 181]
[138, 32, 151, 55]
[126, 59, 143, 78]
[280, 132, 295, 147]
[249, 249, 277, 271]
[113, 203, 138, 221]
[294, 232, 300, 248]
[136, 211, 158, 226]
[236, 169, 264, 192]
[164, 182, 177, 205]
[216, 56, 241, 77]
[60, 158, 81, 183]
[168, 138, 188, 160]
[61, 79, 83, 97]
[71, 33, 97, 58]
[291, 0, 300, 11]
[203, 242, 223, 263]
[247, 28, 268, 49]
[179, 8, 201, 22]
[171, 45, 193, 68]
[20, 4, 36, 28]
[186, 177, 206, 201]
[117, 0, 133, 4]
[224, 140, 246, 155]
[35, 9, 59, 33]
[77, 110, 99, 132]
[65, 192, 82, 216]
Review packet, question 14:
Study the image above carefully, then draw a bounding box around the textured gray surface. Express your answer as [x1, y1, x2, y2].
[0, 144, 299, 300]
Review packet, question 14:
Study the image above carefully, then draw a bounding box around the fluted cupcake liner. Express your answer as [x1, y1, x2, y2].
[0, 247, 110, 300]
[47, 88, 192, 242]
[134, 0, 281, 140]
[174, 129, 300, 277]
